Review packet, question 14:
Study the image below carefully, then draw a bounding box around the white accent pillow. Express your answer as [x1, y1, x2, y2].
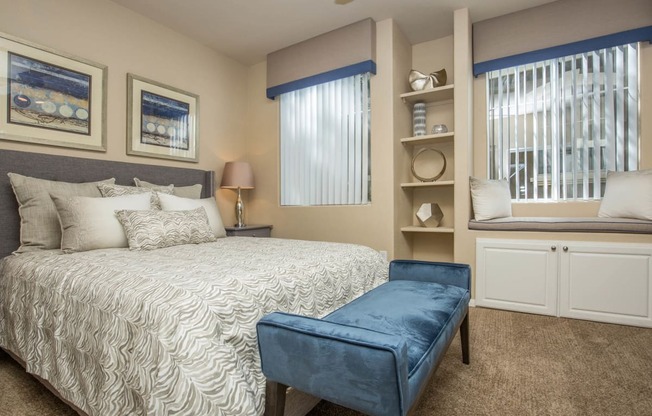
[158, 193, 227, 238]
[51, 193, 151, 253]
[115, 207, 217, 251]
[598, 170, 652, 220]
[470, 177, 513, 221]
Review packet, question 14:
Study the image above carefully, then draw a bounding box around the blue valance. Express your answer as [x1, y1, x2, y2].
[266, 60, 376, 100]
[474, 25, 652, 77]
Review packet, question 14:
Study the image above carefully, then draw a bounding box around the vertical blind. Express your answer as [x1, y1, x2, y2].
[280, 73, 371, 206]
[487, 43, 639, 201]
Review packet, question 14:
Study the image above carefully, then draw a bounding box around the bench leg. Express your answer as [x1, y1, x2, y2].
[460, 312, 470, 365]
[265, 381, 288, 416]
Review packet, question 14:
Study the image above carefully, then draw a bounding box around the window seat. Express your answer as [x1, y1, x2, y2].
[468, 217, 652, 234]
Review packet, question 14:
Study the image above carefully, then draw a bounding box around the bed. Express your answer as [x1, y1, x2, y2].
[0, 149, 388, 416]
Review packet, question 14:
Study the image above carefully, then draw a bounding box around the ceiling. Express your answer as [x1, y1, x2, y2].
[109, 0, 557, 65]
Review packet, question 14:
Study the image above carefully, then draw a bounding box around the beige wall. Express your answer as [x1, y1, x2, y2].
[0, 0, 248, 222]
[391, 22, 414, 260]
[246, 19, 409, 256]
[412, 36, 455, 86]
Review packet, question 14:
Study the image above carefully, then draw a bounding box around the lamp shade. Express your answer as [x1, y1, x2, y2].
[220, 162, 255, 189]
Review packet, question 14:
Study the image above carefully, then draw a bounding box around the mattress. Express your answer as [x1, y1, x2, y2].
[0, 237, 388, 416]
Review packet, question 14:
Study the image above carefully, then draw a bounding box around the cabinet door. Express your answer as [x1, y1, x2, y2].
[476, 239, 558, 316]
[559, 242, 652, 328]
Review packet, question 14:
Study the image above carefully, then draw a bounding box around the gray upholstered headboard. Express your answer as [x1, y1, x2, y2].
[0, 149, 215, 259]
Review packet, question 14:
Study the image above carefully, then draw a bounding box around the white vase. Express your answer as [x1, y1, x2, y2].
[413, 102, 427, 136]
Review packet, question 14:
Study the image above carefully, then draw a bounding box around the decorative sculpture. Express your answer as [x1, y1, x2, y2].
[411, 147, 447, 182]
[412, 102, 427, 136]
[431, 124, 448, 134]
[416, 203, 444, 227]
[408, 68, 447, 91]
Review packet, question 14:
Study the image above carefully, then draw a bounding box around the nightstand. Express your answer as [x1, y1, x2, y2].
[225, 224, 273, 238]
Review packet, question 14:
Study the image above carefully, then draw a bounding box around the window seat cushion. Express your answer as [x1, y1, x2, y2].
[468, 217, 652, 234]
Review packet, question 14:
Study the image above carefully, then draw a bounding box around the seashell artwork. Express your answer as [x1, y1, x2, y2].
[408, 68, 447, 91]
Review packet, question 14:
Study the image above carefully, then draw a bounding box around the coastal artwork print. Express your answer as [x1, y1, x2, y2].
[0, 32, 107, 151]
[8, 53, 91, 135]
[141, 91, 190, 150]
[127, 73, 199, 162]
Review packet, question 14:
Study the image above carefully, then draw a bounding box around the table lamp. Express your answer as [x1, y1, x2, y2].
[220, 161, 255, 227]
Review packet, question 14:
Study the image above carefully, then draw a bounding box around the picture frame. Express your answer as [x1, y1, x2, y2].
[0, 31, 107, 151]
[127, 73, 199, 163]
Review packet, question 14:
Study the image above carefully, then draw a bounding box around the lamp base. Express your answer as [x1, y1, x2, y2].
[235, 187, 245, 228]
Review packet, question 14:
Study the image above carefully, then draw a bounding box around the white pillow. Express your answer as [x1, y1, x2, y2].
[158, 193, 227, 238]
[470, 177, 512, 221]
[51, 193, 151, 253]
[598, 170, 652, 220]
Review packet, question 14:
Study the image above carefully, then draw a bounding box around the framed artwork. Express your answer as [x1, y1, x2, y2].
[0, 31, 107, 151]
[127, 73, 199, 163]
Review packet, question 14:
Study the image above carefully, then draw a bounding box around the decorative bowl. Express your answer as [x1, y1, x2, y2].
[431, 124, 448, 134]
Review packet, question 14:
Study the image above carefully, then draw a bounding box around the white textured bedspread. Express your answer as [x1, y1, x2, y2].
[0, 238, 388, 416]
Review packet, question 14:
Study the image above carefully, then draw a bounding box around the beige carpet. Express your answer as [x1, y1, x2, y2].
[1, 307, 651, 416]
[310, 308, 652, 416]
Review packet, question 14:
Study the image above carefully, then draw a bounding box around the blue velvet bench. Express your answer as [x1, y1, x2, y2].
[257, 260, 471, 416]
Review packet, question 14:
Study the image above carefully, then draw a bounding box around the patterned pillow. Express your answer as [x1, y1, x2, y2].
[158, 193, 227, 238]
[134, 177, 202, 199]
[8, 173, 116, 253]
[51, 193, 151, 253]
[115, 207, 217, 251]
[98, 183, 173, 209]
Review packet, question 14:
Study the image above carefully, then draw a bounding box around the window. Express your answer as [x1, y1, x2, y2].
[280, 73, 371, 206]
[487, 43, 639, 201]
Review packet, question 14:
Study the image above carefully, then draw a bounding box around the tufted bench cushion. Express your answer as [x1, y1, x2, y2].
[257, 260, 471, 416]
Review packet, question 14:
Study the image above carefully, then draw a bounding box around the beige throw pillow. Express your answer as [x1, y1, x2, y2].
[51, 193, 151, 253]
[598, 170, 652, 221]
[134, 177, 202, 199]
[8, 173, 115, 252]
[158, 193, 227, 238]
[470, 177, 513, 221]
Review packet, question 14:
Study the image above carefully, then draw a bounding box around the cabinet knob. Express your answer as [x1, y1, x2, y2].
[551, 246, 557, 251]
[563, 246, 569, 252]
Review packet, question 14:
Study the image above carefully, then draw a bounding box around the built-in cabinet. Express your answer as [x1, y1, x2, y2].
[476, 238, 652, 328]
